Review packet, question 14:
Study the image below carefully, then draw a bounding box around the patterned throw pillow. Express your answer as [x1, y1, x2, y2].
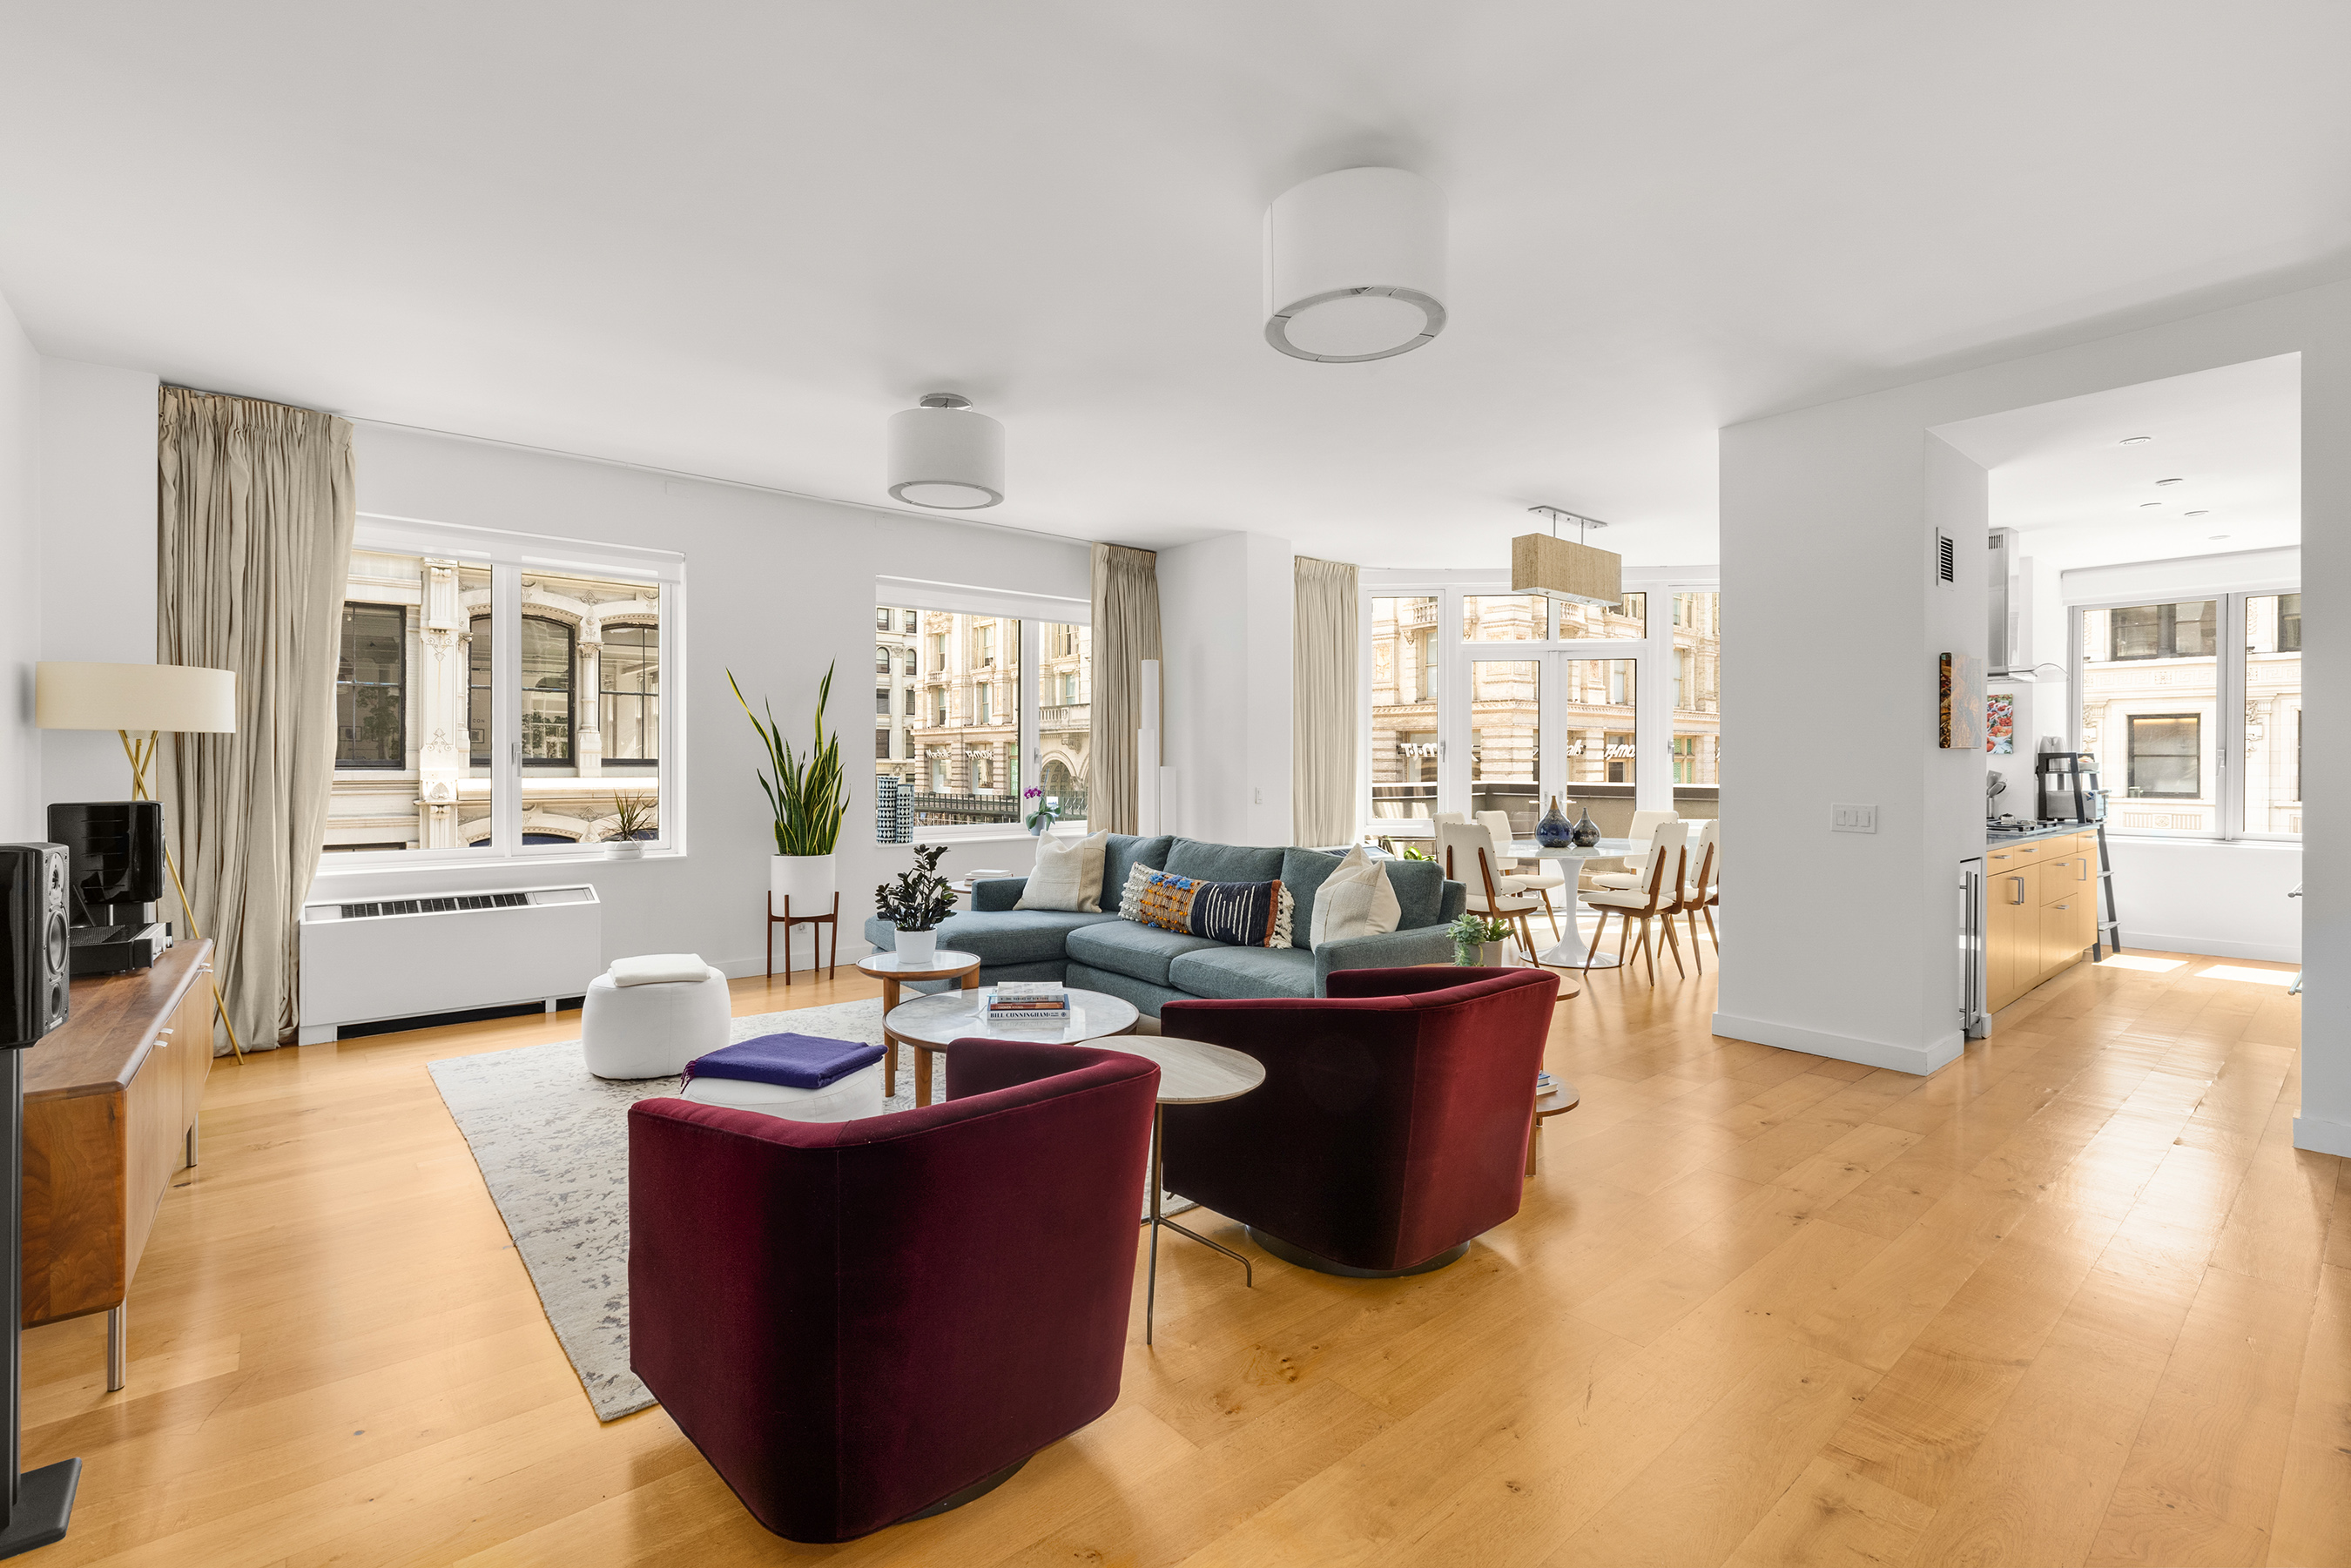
[1117, 864, 1293, 948]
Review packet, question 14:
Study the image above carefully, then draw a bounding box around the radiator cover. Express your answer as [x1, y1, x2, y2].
[297, 884, 602, 1043]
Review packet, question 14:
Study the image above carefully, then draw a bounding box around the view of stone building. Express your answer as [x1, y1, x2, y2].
[874, 607, 1090, 830]
[327, 554, 662, 851]
[2080, 594, 2300, 835]
[1370, 589, 1719, 827]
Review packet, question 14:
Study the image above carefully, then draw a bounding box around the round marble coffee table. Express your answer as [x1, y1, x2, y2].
[883, 986, 1142, 1107]
[856, 949, 981, 1100]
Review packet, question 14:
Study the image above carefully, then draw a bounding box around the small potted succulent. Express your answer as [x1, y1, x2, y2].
[1449, 912, 1514, 967]
[874, 843, 958, 966]
[1022, 786, 1058, 835]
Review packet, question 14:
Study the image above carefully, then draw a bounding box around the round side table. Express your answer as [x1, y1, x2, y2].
[1102, 1036, 1267, 1346]
[1526, 1080, 1581, 1177]
[854, 950, 981, 1101]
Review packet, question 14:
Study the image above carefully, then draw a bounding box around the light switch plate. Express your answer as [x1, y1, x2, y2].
[1831, 804, 1878, 834]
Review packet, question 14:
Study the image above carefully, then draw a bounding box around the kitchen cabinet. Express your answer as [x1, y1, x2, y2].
[1984, 831, 2100, 1013]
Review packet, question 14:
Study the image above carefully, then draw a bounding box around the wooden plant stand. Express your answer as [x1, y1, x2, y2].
[768, 892, 839, 984]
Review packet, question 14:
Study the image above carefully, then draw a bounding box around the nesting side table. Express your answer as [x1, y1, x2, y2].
[853, 949, 981, 1099]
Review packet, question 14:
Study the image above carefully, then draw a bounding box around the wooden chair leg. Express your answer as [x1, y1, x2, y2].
[1582, 910, 1611, 973]
[1637, 919, 1656, 986]
[1686, 910, 1703, 974]
[1661, 912, 1686, 978]
[1704, 905, 1720, 952]
[1538, 887, 1562, 940]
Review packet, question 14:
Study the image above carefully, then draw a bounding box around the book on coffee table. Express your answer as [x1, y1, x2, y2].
[986, 982, 1070, 1021]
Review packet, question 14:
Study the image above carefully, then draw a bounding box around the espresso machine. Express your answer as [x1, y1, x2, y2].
[2035, 751, 2105, 825]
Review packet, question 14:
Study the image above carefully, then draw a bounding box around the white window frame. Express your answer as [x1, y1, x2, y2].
[874, 576, 1090, 843]
[1357, 568, 1717, 835]
[325, 512, 686, 871]
[2070, 580, 2300, 842]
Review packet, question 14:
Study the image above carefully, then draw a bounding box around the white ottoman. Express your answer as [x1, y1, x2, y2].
[681, 1060, 886, 1123]
[580, 966, 730, 1080]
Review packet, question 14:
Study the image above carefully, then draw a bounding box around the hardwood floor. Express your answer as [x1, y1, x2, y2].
[21, 947, 2340, 1566]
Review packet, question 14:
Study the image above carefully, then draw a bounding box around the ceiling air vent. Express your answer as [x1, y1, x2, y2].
[1935, 529, 1957, 587]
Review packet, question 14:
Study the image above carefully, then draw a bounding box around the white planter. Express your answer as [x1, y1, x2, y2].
[770, 853, 836, 910]
[1482, 940, 1508, 967]
[605, 838, 645, 860]
[896, 928, 938, 967]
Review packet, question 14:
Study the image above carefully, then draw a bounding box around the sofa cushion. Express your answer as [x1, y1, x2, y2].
[920, 909, 1120, 967]
[1066, 919, 1225, 986]
[1101, 834, 1174, 899]
[1164, 838, 1286, 885]
[1166, 944, 1318, 1000]
[1016, 829, 1110, 912]
[1380, 856, 1446, 929]
[1279, 847, 1342, 938]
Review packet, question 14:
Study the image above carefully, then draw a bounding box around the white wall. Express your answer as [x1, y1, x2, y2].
[0, 293, 40, 839]
[1157, 530, 1293, 845]
[2105, 838, 2301, 964]
[38, 358, 160, 807]
[300, 423, 1095, 975]
[1716, 275, 2346, 1159]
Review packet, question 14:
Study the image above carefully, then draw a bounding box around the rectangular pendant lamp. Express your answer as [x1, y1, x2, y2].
[1511, 529, 1621, 609]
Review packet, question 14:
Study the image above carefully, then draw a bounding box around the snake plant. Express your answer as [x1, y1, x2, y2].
[730, 663, 849, 857]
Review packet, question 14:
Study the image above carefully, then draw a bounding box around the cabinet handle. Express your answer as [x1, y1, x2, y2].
[2078, 860, 2089, 880]
[2009, 877, 2025, 905]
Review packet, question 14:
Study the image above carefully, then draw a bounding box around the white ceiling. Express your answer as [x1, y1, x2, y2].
[3, 3, 2348, 569]
[1935, 353, 2300, 570]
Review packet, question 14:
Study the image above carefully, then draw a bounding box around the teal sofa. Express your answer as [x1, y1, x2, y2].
[860, 835, 1466, 1020]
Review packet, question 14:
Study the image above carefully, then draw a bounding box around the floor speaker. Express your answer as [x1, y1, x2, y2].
[0, 845, 69, 1051]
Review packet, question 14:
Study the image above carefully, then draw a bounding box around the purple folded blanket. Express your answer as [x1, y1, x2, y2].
[684, 1033, 885, 1091]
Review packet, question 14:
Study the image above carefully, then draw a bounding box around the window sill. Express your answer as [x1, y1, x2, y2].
[310, 845, 686, 880]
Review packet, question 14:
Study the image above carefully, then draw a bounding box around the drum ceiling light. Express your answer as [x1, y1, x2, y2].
[1263, 166, 1447, 362]
[1512, 507, 1622, 610]
[886, 394, 1006, 509]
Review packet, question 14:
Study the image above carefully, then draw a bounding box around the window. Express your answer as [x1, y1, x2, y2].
[1672, 735, 1698, 783]
[875, 730, 893, 761]
[902, 649, 918, 676]
[2128, 715, 2199, 797]
[1469, 660, 1538, 832]
[876, 601, 1059, 836]
[876, 608, 892, 630]
[2080, 589, 2294, 838]
[875, 645, 891, 673]
[521, 616, 575, 766]
[598, 623, 657, 768]
[876, 686, 892, 716]
[1555, 591, 1645, 643]
[1040, 620, 1091, 827]
[1462, 595, 1547, 642]
[334, 602, 406, 768]
[329, 527, 676, 858]
[1371, 596, 1440, 820]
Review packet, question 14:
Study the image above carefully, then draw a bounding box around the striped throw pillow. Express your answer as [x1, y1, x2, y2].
[1118, 865, 1293, 949]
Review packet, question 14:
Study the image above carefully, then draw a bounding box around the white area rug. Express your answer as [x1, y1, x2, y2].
[428, 998, 1176, 1422]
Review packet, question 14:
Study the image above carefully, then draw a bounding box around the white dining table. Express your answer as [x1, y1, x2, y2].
[1505, 838, 1644, 969]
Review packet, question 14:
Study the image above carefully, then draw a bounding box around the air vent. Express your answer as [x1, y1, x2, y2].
[1935, 529, 1957, 586]
[338, 892, 530, 920]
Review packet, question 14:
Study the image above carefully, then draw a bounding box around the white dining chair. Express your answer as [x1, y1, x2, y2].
[1478, 809, 1566, 939]
[1580, 820, 1689, 986]
[1436, 818, 1546, 964]
[1588, 809, 1681, 892]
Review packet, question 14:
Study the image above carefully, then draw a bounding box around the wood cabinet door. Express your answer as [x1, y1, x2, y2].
[1988, 865, 2031, 1009]
[124, 1029, 183, 1280]
[2039, 892, 2084, 979]
[174, 974, 212, 1153]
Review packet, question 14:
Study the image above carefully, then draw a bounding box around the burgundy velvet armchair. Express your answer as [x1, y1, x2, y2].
[1158, 966, 1557, 1276]
[629, 1038, 1159, 1543]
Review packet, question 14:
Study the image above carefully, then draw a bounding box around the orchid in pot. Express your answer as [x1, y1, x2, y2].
[1022, 787, 1059, 835]
[874, 844, 958, 967]
[731, 663, 850, 910]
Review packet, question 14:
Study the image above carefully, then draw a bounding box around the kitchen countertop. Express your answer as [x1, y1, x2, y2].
[1984, 822, 2097, 848]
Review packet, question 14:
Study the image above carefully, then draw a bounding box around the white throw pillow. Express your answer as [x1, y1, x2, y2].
[1016, 830, 1111, 912]
[609, 952, 712, 987]
[1310, 846, 1401, 948]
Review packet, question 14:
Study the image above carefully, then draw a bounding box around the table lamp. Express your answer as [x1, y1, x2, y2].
[35, 662, 246, 1061]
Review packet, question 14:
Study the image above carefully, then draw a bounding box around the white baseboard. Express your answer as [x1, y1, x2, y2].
[2294, 1115, 2351, 1159]
[712, 937, 879, 981]
[2119, 932, 2300, 965]
[1711, 1012, 1964, 1078]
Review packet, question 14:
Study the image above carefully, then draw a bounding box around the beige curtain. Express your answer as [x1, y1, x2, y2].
[1088, 542, 1162, 835]
[157, 388, 356, 1053]
[1292, 556, 1359, 847]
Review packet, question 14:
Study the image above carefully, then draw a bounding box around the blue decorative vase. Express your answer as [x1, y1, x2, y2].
[1535, 795, 1573, 849]
[1570, 805, 1601, 848]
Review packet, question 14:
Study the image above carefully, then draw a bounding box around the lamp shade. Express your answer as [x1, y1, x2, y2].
[1511, 534, 1622, 611]
[36, 662, 238, 733]
[886, 394, 1006, 509]
[1264, 166, 1447, 362]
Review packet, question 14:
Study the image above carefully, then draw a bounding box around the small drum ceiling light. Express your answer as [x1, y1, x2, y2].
[1263, 166, 1447, 362]
[886, 394, 1006, 509]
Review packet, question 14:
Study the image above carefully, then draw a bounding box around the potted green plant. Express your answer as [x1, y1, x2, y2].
[1449, 912, 1513, 967]
[874, 843, 959, 966]
[731, 663, 850, 909]
[603, 790, 658, 858]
